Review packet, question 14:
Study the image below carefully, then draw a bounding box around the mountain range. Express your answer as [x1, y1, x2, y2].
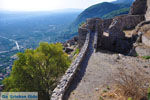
[72, 0, 134, 26]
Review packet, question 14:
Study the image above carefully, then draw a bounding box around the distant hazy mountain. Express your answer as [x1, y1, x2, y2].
[51, 8, 83, 13]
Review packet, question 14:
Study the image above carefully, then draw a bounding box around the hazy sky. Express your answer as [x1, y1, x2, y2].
[0, 0, 116, 11]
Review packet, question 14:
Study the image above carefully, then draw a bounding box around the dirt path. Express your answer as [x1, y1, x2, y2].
[65, 50, 150, 100]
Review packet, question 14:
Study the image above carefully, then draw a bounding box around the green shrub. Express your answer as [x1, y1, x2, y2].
[142, 56, 150, 59]
[148, 88, 150, 100]
[74, 48, 79, 56]
[3, 42, 71, 99]
[79, 22, 86, 27]
[135, 53, 139, 57]
[128, 97, 132, 100]
[99, 96, 104, 100]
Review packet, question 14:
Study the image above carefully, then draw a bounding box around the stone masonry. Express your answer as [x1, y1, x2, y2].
[51, 31, 90, 100]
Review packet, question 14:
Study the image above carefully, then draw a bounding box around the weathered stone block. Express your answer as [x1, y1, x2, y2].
[142, 33, 150, 47]
[146, 0, 150, 20]
[135, 45, 150, 56]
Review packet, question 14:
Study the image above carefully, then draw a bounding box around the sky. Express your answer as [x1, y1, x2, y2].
[0, 0, 116, 11]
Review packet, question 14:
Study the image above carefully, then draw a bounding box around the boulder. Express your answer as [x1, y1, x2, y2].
[129, 0, 147, 15]
[145, 0, 150, 20]
[131, 21, 150, 44]
[63, 43, 69, 48]
[135, 45, 150, 56]
[142, 32, 150, 47]
[64, 47, 74, 54]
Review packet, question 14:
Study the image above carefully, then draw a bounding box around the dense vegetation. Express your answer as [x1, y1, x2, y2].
[3, 43, 70, 99]
[102, 8, 130, 19]
[72, 2, 132, 26]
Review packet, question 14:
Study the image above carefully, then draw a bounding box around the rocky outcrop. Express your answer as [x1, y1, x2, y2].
[63, 36, 78, 54]
[142, 34, 150, 47]
[132, 21, 150, 46]
[146, 0, 150, 20]
[63, 36, 78, 48]
[64, 47, 74, 54]
[135, 44, 150, 56]
[129, 20, 150, 56]
[129, 0, 147, 15]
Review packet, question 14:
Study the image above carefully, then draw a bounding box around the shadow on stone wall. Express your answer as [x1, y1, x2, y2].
[63, 32, 95, 100]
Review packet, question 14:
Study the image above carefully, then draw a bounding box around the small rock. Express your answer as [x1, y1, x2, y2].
[143, 66, 148, 68]
[65, 47, 74, 54]
[95, 88, 99, 91]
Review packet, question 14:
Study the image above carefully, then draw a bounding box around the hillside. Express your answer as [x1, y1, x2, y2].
[102, 8, 130, 19]
[72, 2, 131, 26]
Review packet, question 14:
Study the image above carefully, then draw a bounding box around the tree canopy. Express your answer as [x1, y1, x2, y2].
[3, 42, 70, 99]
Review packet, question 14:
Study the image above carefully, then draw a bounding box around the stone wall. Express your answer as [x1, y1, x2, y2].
[78, 27, 88, 48]
[107, 15, 145, 46]
[51, 32, 90, 100]
[109, 15, 145, 31]
[102, 19, 112, 32]
[78, 18, 103, 49]
[142, 34, 150, 47]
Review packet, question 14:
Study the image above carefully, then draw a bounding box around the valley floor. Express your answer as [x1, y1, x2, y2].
[65, 50, 150, 100]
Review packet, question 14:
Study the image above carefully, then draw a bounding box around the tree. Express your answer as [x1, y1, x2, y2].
[3, 42, 70, 100]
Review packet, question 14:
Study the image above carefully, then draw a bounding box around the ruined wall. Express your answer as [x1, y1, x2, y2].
[51, 31, 90, 100]
[78, 18, 103, 49]
[102, 19, 112, 32]
[109, 15, 145, 31]
[78, 27, 88, 48]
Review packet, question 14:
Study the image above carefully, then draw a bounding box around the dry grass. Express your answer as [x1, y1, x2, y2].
[99, 68, 150, 100]
[123, 30, 134, 37]
[114, 68, 150, 100]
